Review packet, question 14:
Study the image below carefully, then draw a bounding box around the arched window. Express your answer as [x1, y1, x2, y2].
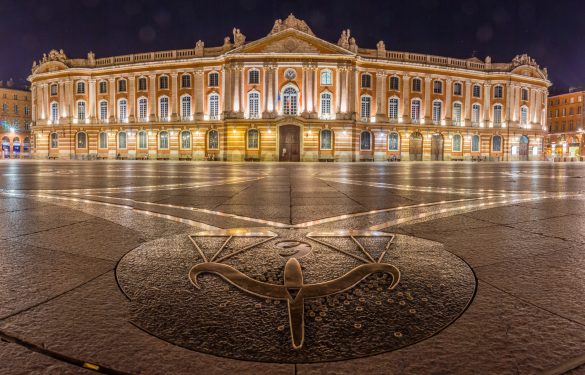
[118, 132, 127, 149]
[388, 97, 399, 121]
[248, 91, 260, 118]
[388, 132, 400, 151]
[432, 100, 442, 124]
[472, 104, 481, 126]
[76, 132, 87, 149]
[361, 73, 371, 88]
[520, 106, 529, 127]
[50, 102, 59, 122]
[181, 130, 191, 149]
[138, 131, 148, 149]
[77, 101, 86, 121]
[360, 95, 371, 119]
[50, 133, 58, 149]
[181, 95, 192, 119]
[412, 78, 422, 92]
[321, 70, 332, 85]
[137, 77, 147, 91]
[159, 75, 169, 90]
[320, 92, 332, 116]
[99, 132, 108, 149]
[492, 135, 502, 152]
[248, 69, 259, 85]
[472, 135, 480, 152]
[159, 96, 169, 120]
[159, 131, 169, 149]
[76, 81, 85, 94]
[181, 74, 191, 88]
[360, 131, 372, 151]
[452, 102, 462, 125]
[473, 84, 481, 98]
[118, 79, 127, 92]
[137, 97, 148, 121]
[521, 88, 529, 101]
[494, 85, 503, 98]
[247, 128, 259, 149]
[50, 84, 58, 96]
[493, 104, 503, 125]
[99, 80, 107, 94]
[433, 80, 443, 94]
[452, 134, 462, 152]
[208, 72, 219, 87]
[411, 99, 421, 122]
[208, 93, 220, 118]
[208, 129, 219, 149]
[99, 100, 108, 121]
[320, 129, 332, 150]
[118, 99, 128, 121]
[453, 82, 462, 96]
[282, 87, 298, 115]
[389, 76, 399, 90]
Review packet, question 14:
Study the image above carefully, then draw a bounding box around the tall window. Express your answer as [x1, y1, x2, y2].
[50, 84, 58, 96]
[209, 94, 219, 118]
[520, 106, 528, 126]
[492, 135, 502, 152]
[248, 69, 259, 84]
[77, 101, 86, 121]
[360, 95, 371, 119]
[521, 88, 529, 101]
[208, 129, 219, 149]
[51, 102, 59, 122]
[77, 132, 87, 148]
[247, 128, 259, 149]
[118, 79, 127, 92]
[361, 73, 371, 88]
[320, 92, 331, 116]
[181, 74, 191, 88]
[453, 102, 462, 125]
[453, 82, 462, 96]
[248, 92, 260, 118]
[388, 97, 399, 120]
[76, 81, 85, 94]
[432, 101, 442, 124]
[473, 84, 481, 98]
[159, 96, 169, 120]
[388, 132, 400, 151]
[412, 78, 422, 92]
[118, 132, 127, 149]
[360, 131, 372, 150]
[320, 129, 332, 150]
[138, 78, 147, 91]
[181, 95, 192, 119]
[181, 130, 191, 149]
[472, 135, 480, 152]
[99, 101, 108, 121]
[209, 72, 219, 87]
[452, 134, 462, 152]
[411, 99, 421, 122]
[138, 98, 148, 120]
[321, 70, 332, 85]
[494, 85, 503, 98]
[99, 132, 108, 149]
[159, 75, 169, 89]
[389, 76, 399, 90]
[472, 104, 481, 126]
[282, 87, 298, 115]
[493, 104, 503, 125]
[159, 131, 169, 149]
[118, 99, 128, 121]
[433, 80, 443, 94]
[50, 133, 58, 148]
[99, 81, 107, 93]
[138, 131, 147, 149]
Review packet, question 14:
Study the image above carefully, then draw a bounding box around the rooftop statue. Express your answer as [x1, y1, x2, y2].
[269, 14, 315, 36]
[233, 28, 246, 47]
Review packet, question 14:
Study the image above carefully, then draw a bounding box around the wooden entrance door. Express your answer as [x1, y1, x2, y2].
[279, 125, 300, 161]
[431, 134, 444, 161]
[409, 132, 423, 161]
[519, 135, 529, 160]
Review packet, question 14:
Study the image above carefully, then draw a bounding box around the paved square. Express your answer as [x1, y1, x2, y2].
[0, 161, 584, 374]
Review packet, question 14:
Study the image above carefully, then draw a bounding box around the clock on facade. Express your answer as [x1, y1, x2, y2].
[284, 69, 296, 80]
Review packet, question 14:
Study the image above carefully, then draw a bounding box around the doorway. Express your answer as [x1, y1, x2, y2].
[409, 132, 423, 161]
[431, 134, 444, 161]
[279, 125, 301, 161]
[519, 135, 529, 161]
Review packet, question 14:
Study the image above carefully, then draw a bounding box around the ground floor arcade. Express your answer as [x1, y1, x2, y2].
[1, 131, 32, 159]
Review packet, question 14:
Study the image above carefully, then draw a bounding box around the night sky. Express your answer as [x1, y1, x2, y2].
[1, 0, 582, 93]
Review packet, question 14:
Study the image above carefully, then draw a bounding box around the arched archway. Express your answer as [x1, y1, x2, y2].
[431, 133, 444, 161]
[409, 132, 423, 161]
[279, 124, 300, 161]
[1, 136, 10, 159]
[12, 137, 21, 157]
[519, 135, 529, 160]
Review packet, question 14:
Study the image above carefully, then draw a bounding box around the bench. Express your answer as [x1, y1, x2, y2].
[179, 156, 192, 161]
[318, 157, 335, 162]
[387, 156, 401, 162]
[244, 157, 260, 162]
[48, 156, 58, 160]
[451, 157, 464, 161]
[359, 157, 374, 162]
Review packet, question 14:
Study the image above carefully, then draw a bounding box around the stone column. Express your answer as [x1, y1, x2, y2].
[307, 65, 314, 114]
[464, 81, 472, 124]
[128, 76, 136, 122]
[274, 66, 279, 114]
[31, 85, 37, 123]
[348, 67, 357, 115]
[335, 67, 341, 114]
[375, 71, 387, 122]
[171, 73, 178, 120]
[149, 74, 156, 119]
[301, 65, 307, 114]
[65, 80, 73, 121]
[483, 83, 491, 127]
[59, 81, 66, 120]
[264, 64, 274, 115]
[233, 65, 241, 114]
[194, 70, 204, 119]
[339, 66, 348, 114]
[424, 77, 432, 122]
[445, 78, 452, 122]
[401, 75, 410, 122]
[109, 78, 116, 121]
[40, 84, 47, 122]
[89, 79, 96, 121]
[312, 65, 318, 115]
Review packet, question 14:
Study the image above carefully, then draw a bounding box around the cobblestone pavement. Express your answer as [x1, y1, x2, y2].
[0, 160, 584, 374]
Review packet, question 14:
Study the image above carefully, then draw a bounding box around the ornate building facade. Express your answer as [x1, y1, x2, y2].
[546, 90, 584, 160]
[29, 15, 550, 161]
[1, 81, 32, 158]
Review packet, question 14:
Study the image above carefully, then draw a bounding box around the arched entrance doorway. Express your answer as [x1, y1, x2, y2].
[279, 125, 300, 161]
[1, 136, 9, 159]
[519, 135, 529, 160]
[431, 133, 444, 161]
[12, 137, 21, 158]
[409, 132, 423, 161]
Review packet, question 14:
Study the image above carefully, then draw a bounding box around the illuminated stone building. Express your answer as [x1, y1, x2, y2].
[0, 81, 32, 158]
[29, 15, 550, 161]
[546, 90, 584, 159]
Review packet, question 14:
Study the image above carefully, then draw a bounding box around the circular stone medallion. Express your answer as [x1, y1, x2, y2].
[116, 228, 475, 363]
